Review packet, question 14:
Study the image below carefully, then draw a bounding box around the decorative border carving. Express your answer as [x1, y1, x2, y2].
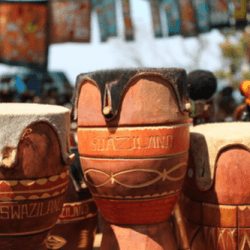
[84, 162, 186, 188]
[0, 171, 69, 201]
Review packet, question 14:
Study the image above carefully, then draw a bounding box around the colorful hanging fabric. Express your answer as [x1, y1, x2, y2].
[0, 1, 48, 71]
[121, 0, 134, 41]
[50, 0, 91, 43]
[92, 0, 108, 42]
[103, 0, 117, 37]
[192, 0, 211, 33]
[179, 0, 198, 37]
[150, 0, 163, 38]
[162, 0, 182, 36]
[247, 0, 250, 12]
[233, 0, 247, 28]
[209, 0, 231, 29]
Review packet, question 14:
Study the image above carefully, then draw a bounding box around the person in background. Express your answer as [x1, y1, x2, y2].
[187, 70, 217, 125]
[215, 86, 237, 122]
[238, 80, 250, 121]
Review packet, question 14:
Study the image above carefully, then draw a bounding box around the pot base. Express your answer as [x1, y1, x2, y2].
[100, 219, 178, 250]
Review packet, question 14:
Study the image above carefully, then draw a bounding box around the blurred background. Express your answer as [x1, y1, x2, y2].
[1, 0, 250, 122]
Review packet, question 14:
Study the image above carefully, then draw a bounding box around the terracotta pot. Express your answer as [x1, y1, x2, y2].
[73, 68, 190, 249]
[0, 103, 74, 250]
[47, 144, 98, 250]
[177, 122, 250, 250]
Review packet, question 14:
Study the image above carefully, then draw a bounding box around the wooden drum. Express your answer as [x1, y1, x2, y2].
[178, 122, 250, 250]
[73, 68, 190, 250]
[0, 103, 74, 250]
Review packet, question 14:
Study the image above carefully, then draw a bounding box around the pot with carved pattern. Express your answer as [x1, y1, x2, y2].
[176, 122, 250, 250]
[73, 68, 190, 250]
[0, 103, 74, 250]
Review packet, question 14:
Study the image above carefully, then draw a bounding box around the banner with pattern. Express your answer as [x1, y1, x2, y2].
[247, 0, 250, 12]
[179, 0, 198, 37]
[0, 1, 48, 71]
[150, 0, 163, 38]
[192, 0, 211, 33]
[121, 0, 134, 41]
[209, 0, 231, 28]
[103, 0, 117, 37]
[92, 0, 108, 42]
[50, 0, 91, 43]
[162, 0, 182, 36]
[233, 0, 247, 28]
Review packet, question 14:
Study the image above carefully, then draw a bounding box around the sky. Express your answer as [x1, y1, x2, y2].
[0, 0, 227, 86]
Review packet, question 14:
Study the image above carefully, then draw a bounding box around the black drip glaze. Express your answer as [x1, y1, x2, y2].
[73, 68, 188, 120]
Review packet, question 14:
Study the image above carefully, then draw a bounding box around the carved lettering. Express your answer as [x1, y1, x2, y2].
[0, 206, 9, 219]
[156, 135, 165, 148]
[115, 137, 132, 150]
[47, 201, 54, 215]
[0, 196, 64, 220]
[148, 136, 156, 148]
[29, 203, 38, 218]
[74, 206, 79, 217]
[21, 204, 29, 219]
[91, 138, 97, 151]
[11, 205, 20, 219]
[97, 138, 105, 151]
[166, 135, 173, 148]
[59, 203, 90, 219]
[106, 137, 116, 151]
[91, 134, 174, 151]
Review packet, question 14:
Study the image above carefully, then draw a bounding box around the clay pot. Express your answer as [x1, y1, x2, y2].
[73, 68, 190, 250]
[47, 139, 98, 250]
[0, 103, 74, 250]
[177, 122, 250, 250]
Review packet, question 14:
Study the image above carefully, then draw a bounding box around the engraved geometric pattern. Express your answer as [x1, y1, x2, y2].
[84, 162, 186, 188]
[203, 227, 237, 250]
[46, 235, 67, 250]
[240, 232, 250, 250]
[78, 230, 88, 248]
[0, 171, 69, 201]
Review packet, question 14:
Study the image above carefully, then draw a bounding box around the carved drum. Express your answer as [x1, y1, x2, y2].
[179, 122, 250, 250]
[47, 141, 98, 250]
[0, 103, 73, 250]
[73, 68, 190, 249]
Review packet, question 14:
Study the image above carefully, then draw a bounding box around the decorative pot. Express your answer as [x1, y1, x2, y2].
[73, 68, 190, 250]
[0, 103, 74, 250]
[177, 122, 250, 250]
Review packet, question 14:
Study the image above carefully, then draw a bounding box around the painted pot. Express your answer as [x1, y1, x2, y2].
[73, 68, 190, 249]
[177, 122, 250, 250]
[47, 144, 98, 250]
[0, 103, 74, 250]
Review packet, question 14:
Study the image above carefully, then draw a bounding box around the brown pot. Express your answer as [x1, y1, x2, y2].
[0, 103, 74, 250]
[73, 68, 190, 249]
[177, 122, 250, 250]
[47, 145, 98, 250]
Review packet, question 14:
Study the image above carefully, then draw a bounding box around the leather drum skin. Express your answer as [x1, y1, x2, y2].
[0, 103, 74, 250]
[73, 69, 191, 250]
[178, 122, 250, 250]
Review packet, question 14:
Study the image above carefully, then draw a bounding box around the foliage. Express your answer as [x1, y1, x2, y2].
[215, 30, 250, 90]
